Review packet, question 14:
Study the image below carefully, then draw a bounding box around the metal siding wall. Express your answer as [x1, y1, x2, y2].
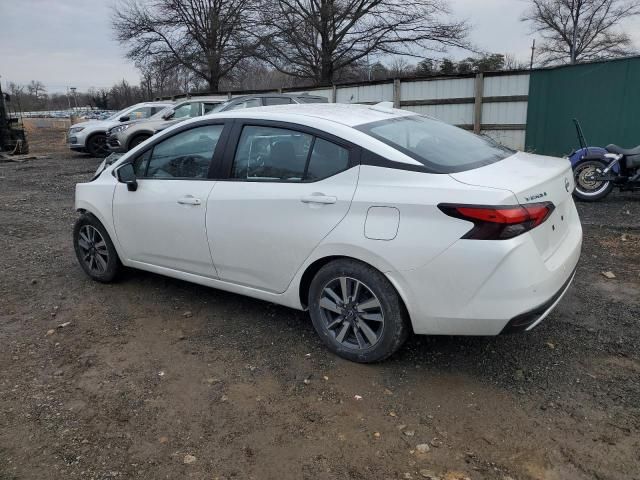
[401, 78, 475, 101]
[404, 104, 474, 126]
[483, 130, 526, 151]
[483, 74, 529, 96]
[336, 83, 394, 103]
[219, 72, 534, 150]
[482, 101, 528, 125]
[287, 87, 333, 100]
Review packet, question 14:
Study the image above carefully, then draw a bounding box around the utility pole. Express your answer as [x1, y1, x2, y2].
[530, 39, 536, 70]
[66, 87, 72, 110]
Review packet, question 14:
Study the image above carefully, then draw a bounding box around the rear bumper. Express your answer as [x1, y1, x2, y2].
[500, 266, 576, 334]
[386, 203, 582, 336]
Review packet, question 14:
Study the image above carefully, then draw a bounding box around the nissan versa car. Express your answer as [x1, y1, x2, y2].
[73, 103, 582, 363]
[106, 96, 228, 153]
[68, 101, 173, 156]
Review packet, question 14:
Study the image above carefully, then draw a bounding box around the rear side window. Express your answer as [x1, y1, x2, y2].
[232, 126, 312, 181]
[226, 98, 262, 111]
[231, 126, 350, 182]
[306, 138, 350, 181]
[203, 102, 220, 114]
[265, 97, 292, 106]
[128, 107, 153, 120]
[295, 96, 329, 104]
[357, 115, 514, 173]
[144, 125, 223, 179]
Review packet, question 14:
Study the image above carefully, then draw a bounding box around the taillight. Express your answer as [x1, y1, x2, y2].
[438, 202, 555, 240]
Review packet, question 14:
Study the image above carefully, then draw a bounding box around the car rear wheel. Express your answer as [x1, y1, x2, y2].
[308, 259, 410, 363]
[86, 133, 109, 157]
[73, 214, 121, 282]
[129, 134, 151, 150]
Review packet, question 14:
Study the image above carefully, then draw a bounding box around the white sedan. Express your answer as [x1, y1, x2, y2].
[74, 103, 582, 362]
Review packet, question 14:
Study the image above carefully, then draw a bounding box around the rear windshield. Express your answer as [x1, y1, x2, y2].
[357, 115, 514, 173]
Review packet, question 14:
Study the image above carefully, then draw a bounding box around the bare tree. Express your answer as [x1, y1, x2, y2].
[522, 0, 640, 65]
[388, 57, 415, 78]
[112, 0, 261, 92]
[258, 0, 468, 85]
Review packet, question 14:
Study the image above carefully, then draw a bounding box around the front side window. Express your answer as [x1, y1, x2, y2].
[231, 126, 350, 182]
[143, 125, 223, 179]
[357, 115, 514, 173]
[171, 103, 194, 119]
[150, 106, 167, 116]
[132, 149, 151, 177]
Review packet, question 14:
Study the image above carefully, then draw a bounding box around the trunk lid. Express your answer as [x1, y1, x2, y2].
[450, 152, 576, 260]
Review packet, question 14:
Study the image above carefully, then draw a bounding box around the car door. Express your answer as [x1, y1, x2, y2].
[113, 122, 229, 277]
[206, 121, 359, 293]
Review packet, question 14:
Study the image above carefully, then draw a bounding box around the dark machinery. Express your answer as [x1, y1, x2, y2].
[0, 82, 29, 155]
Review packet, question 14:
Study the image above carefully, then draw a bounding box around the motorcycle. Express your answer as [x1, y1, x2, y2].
[569, 119, 640, 201]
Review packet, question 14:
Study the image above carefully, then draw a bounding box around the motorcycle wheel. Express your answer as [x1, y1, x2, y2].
[573, 159, 614, 202]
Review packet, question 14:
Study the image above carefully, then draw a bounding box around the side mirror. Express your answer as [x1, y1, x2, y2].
[117, 163, 138, 191]
[119, 115, 130, 122]
[162, 111, 173, 120]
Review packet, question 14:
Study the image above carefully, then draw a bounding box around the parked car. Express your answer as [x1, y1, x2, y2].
[209, 92, 328, 113]
[67, 102, 173, 156]
[74, 103, 582, 363]
[106, 96, 227, 153]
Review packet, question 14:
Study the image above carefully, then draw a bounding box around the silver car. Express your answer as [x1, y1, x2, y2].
[106, 96, 227, 153]
[68, 102, 173, 156]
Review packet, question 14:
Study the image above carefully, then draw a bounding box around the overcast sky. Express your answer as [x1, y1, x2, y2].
[1, 0, 639, 93]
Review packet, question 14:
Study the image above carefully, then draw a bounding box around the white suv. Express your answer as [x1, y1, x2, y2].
[67, 102, 173, 156]
[74, 103, 582, 362]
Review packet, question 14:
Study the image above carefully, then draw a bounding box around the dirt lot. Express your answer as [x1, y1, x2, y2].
[1, 120, 639, 480]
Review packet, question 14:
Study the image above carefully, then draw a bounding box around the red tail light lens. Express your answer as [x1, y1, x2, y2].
[438, 202, 555, 240]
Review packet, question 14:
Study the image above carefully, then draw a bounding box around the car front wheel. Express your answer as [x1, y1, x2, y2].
[86, 133, 109, 157]
[308, 259, 410, 363]
[73, 214, 121, 282]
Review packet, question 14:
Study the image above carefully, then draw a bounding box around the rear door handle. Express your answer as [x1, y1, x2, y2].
[177, 195, 202, 206]
[300, 194, 337, 205]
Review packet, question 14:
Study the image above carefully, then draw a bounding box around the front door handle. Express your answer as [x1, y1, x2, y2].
[301, 194, 337, 205]
[177, 195, 202, 206]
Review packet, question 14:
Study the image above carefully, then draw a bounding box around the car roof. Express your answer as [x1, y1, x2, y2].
[208, 102, 416, 128]
[229, 92, 327, 101]
[175, 96, 228, 103]
[130, 101, 174, 107]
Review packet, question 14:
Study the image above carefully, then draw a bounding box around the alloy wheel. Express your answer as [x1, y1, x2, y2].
[318, 276, 385, 350]
[89, 135, 109, 157]
[77, 225, 109, 275]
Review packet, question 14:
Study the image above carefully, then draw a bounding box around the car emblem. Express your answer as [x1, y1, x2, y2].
[564, 177, 570, 192]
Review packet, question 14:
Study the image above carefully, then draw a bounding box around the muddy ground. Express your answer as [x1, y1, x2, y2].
[1, 120, 639, 480]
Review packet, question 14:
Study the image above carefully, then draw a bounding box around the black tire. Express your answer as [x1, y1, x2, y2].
[128, 134, 151, 150]
[308, 259, 410, 363]
[86, 133, 109, 157]
[573, 159, 614, 202]
[73, 213, 121, 282]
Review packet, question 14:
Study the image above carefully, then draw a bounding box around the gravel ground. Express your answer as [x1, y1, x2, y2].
[0, 120, 639, 480]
